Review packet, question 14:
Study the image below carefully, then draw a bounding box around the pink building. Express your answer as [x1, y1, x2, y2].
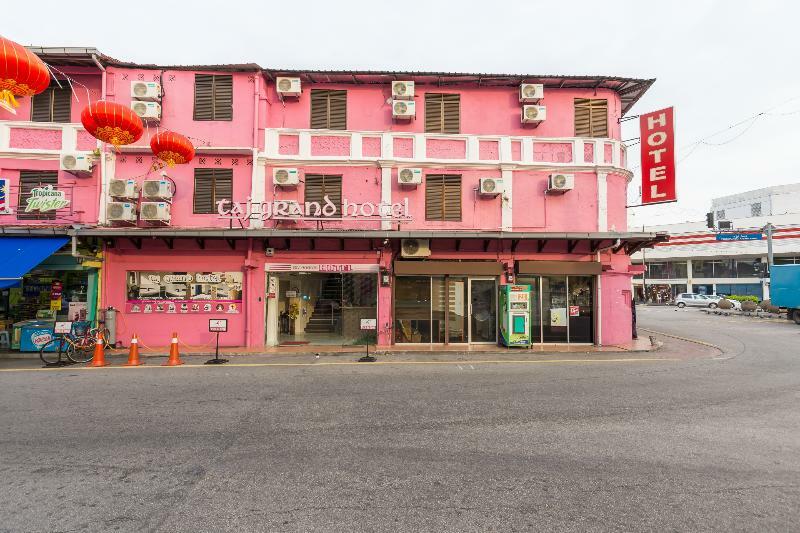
[0, 47, 666, 350]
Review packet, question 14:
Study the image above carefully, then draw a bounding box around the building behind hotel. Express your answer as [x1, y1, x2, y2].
[632, 184, 800, 302]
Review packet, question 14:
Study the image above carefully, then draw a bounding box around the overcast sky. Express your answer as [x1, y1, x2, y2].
[11, 0, 799, 227]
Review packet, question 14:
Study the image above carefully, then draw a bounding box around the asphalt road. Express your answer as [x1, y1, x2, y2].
[1, 307, 799, 532]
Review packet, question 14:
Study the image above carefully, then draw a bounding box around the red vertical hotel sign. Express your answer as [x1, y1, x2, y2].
[640, 107, 676, 204]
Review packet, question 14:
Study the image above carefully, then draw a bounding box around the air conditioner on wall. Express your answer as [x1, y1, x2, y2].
[521, 105, 546, 125]
[142, 179, 173, 200]
[547, 173, 575, 194]
[392, 100, 415, 119]
[140, 202, 171, 222]
[107, 202, 137, 222]
[398, 168, 422, 186]
[273, 168, 299, 187]
[518, 83, 543, 103]
[131, 101, 161, 122]
[401, 238, 431, 258]
[108, 179, 139, 199]
[479, 177, 504, 196]
[392, 81, 414, 100]
[276, 77, 301, 97]
[60, 152, 93, 177]
[130, 81, 161, 101]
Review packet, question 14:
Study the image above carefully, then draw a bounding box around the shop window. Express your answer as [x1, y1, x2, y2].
[692, 260, 714, 278]
[309, 89, 347, 130]
[735, 259, 759, 278]
[395, 276, 434, 343]
[30, 82, 72, 123]
[17, 171, 58, 220]
[193, 168, 233, 213]
[711, 260, 734, 278]
[774, 256, 800, 265]
[425, 174, 461, 221]
[574, 98, 608, 138]
[303, 174, 342, 217]
[193, 74, 233, 121]
[425, 93, 460, 133]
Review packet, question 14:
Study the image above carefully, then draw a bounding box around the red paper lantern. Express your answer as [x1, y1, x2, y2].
[81, 100, 144, 148]
[0, 35, 51, 112]
[150, 131, 195, 166]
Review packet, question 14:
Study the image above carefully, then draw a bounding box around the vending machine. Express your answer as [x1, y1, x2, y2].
[499, 284, 531, 347]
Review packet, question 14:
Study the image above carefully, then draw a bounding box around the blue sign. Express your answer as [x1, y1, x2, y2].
[716, 233, 763, 241]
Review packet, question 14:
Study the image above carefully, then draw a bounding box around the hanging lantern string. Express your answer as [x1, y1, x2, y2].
[43, 63, 93, 107]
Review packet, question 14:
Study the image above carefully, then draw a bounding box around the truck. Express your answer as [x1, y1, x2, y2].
[769, 264, 800, 324]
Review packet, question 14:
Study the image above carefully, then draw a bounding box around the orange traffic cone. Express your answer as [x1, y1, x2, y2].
[89, 330, 110, 367]
[162, 331, 183, 366]
[124, 333, 143, 366]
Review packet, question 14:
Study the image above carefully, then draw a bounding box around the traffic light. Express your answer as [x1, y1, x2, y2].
[706, 212, 714, 228]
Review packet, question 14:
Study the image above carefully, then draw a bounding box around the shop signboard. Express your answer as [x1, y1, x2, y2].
[54, 322, 72, 334]
[209, 319, 228, 332]
[217, 196, 412, 227]
[125, 271, 243, 314]
[24, 185, 70, 212]
[640, 107, 676, 205]
[716, 232, 762, 241]
[569, 305, 580, 317]
[360, 318, 377, 330]
[265, 264, 380, 273]
[0, 178, 9, 214]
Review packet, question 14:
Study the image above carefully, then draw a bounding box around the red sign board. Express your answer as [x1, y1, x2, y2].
[640, 107, 676, 204]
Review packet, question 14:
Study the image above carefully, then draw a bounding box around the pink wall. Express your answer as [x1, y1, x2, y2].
[606, 173, 629, 232]
[112, 155, 253, 228]
[104, 239, 258, 348]
[511, 171, 598, 232]
[0, 161, 100, 225]
[105, 67, 260, 150]
[0, 68, 102, 124]
[265, 83, 622, 139]
[600, 271, 634, 346]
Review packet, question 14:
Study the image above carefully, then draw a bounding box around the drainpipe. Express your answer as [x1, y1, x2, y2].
[91, 54, 108, 225]
[244, 238, 254, 347]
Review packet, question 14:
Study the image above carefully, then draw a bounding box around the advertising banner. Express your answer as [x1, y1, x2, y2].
[125, 271, 242, 314]
[640, 107, 676, 204]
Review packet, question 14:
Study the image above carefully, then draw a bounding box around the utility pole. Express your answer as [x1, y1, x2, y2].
[764, 222, 775, 272]
[641, 224, 648, 303]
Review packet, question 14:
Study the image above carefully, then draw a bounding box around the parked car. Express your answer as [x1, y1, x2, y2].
[674, 293, 741, 309]
[704, 294, 742, 310]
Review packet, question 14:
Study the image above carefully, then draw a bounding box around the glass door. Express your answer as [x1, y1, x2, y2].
[447, 277, 468, 343]
[567, 276, 593, 343]
[469, 278, 497, 343]
[542, 275, 568, 342]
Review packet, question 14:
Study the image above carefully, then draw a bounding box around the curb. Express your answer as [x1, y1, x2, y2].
[638, 328, 722, 351]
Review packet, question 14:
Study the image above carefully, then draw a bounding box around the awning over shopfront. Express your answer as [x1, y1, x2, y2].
[517, 260, 602, 275]
[0, 237, 69, 289]
[394, 260, 504, 275]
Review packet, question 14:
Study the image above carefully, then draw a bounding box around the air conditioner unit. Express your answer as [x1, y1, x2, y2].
[140, 201, 171, 222]
[392, 100, 415, 119]
[547, 173, 575, 194]
[130, 81, 161, 101]
[276, 77, 301, 97]
[273, 168, 299, 187]
[60, 152, 93, 177]
[479, 177, 504, 196]
[401, 238, 431, 258]
[519, 83, 543, 103]
[392, 81, 414, 100]
[521, 105, 546, 125]
[142, 179, 173, 199]
[108, 179, 139, 199]
[131, 101, 161, 122]
[106, 202, 137, 222]
[397, 168, 422, 186]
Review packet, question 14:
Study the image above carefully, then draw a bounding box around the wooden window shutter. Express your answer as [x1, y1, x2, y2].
[30, 84, 72, 123]
[212, 75, 233, 121]
[18, 171, 58, 219]
[194, 75, 214, 120]
[425, 93, 460, 133]
[309, 90, 347, 130]
[425, 174, 461, 221]
[303, 174, 342, 217]
[574, 98, 608, 138]
[193, 168, 233, 213]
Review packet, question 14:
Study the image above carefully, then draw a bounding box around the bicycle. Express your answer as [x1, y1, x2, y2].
[39, 325, 108, 366]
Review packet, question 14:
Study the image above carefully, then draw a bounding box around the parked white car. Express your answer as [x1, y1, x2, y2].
[704, 294, 742, 310]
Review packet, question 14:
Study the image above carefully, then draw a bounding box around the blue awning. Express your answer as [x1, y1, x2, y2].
[0, 237, 69, 289]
